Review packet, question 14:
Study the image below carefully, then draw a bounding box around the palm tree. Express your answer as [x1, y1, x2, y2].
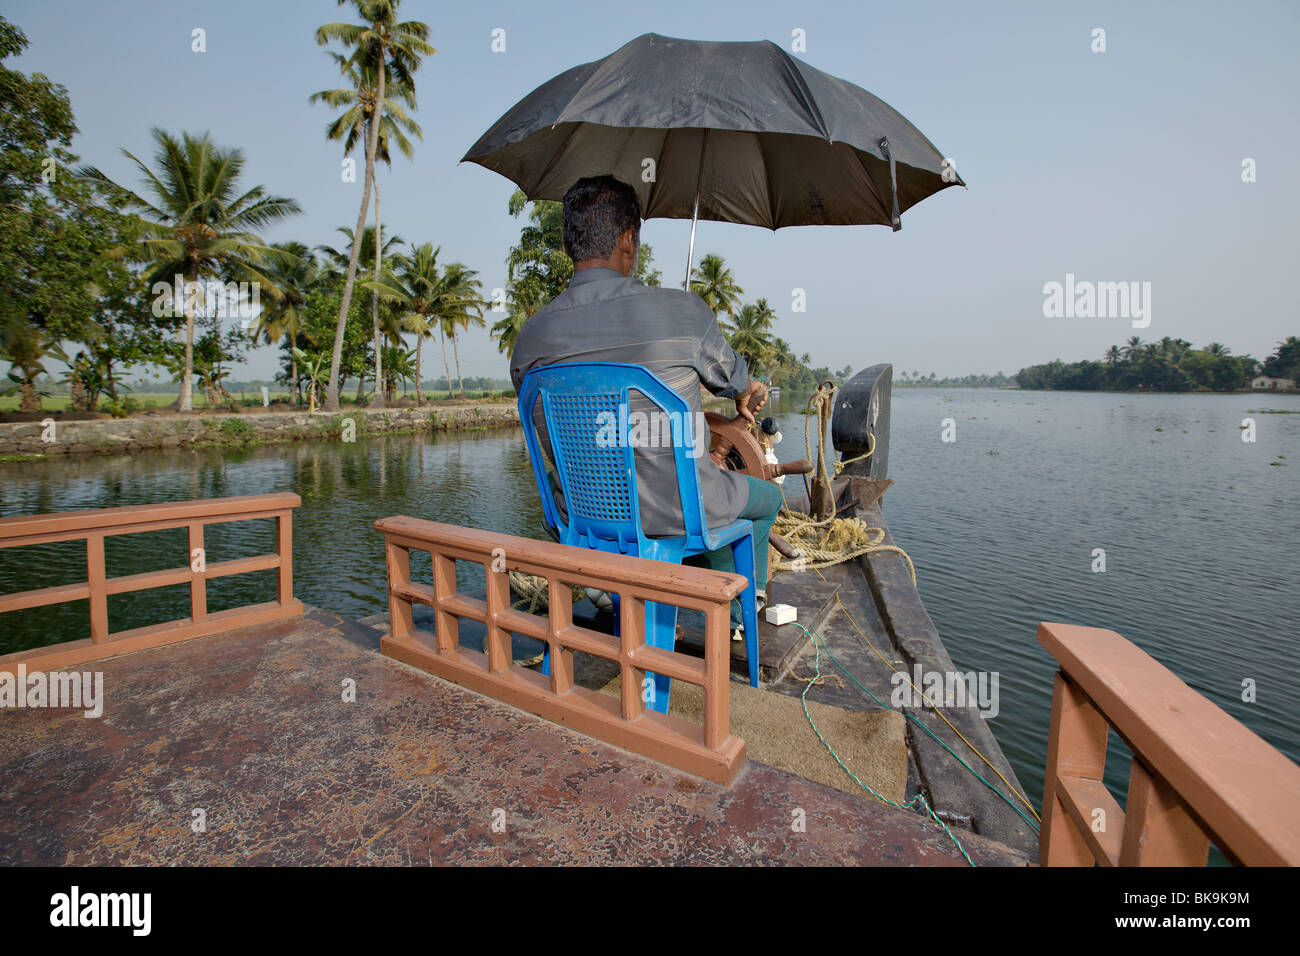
[726, 302, 775, 376]
[365, 243, 474, 403]
[689, 253, 744, 318]
[491, 284, 544, 358]
[309, 51, 420, 163]
[731, 296, 776, 333]
[319, 225, 403, 402]
[768, 336, 795, 382]
[1206, 342, 1231, 357]
[437, 263, 484, 397]
[78, 129, 300, 411]
[1103, 344, 1121, 366]
[253, 242, 319, 404]
[400, 310, 435, 403]
[313, 0, 434, 412]
[311, 50, 421, 408]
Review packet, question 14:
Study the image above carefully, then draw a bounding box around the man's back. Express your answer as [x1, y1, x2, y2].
[510, 267, 751, 537]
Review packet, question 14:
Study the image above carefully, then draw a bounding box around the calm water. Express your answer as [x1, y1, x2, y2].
[2, 389, 1297, 812]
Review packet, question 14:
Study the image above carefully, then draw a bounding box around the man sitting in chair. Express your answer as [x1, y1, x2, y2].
[510, 174, 781, 642]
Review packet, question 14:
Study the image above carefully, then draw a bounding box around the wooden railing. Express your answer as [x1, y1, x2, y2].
[0, 494, 303, 672]
[374, 516, 748, 784]
[1038, 621, 1300, 866]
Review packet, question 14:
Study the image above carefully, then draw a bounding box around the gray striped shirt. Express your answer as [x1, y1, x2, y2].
[510, 267, 751, 537]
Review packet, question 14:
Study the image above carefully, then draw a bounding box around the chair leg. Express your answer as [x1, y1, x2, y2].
[637, 538, 687, 715]
[731, 534, 760, 687]
[644, 600, 679, 714]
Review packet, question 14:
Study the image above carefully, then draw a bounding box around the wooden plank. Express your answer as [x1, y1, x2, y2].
[619, 594, 645, 722]
[275, 511, 294, 607]
[375, 517, 747, 604]
[1057, 775, 1123, 866]
[391, 580, 436, 608]
[86, 534, 108, 644]
[1119, 758, 1211, 866]
[431, 552, 459, 655]
[493, 608, 548, 641]
[104, 567, 191, 596]
[385, 542, 414, 641]
[381, 533, 729, 615]
[0, 581, 91, 613]
[188, 523, 206, 624]
[205, 554, 280, 580]
[546, 578, 573, 696]
[1039, 671, 1109, 866]
[0, 509, 290, 549]
[703, 605, 729, 751]
[484, 565, 510, 674]
[0, 494, 301, 543]
[627, 644, 708, 685]
[1039, 622, 1300, 866]
[98, 555, 280, 597]
[438, 592, 486, 623]
[554, 623, 621, 661]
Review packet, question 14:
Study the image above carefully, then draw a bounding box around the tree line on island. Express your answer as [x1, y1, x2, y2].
[1016, 336, 1299, 392]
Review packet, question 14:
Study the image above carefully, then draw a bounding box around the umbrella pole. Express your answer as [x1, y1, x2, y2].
[682, 129, 709, 289]
[683, 188, 700, 290]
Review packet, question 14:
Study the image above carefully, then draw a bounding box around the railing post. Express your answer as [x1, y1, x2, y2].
[1040, 671, 1110, 866]
[385, 540, 414, 641]
[618, 593, 645, 721]
[86, 533, 108, 643]
[431, 551, 459, 654]
[484, 561, 510, 673]
[545, 577, 573, 695]
[1120, 758, 1210, 866]
[276, 510, 294, 607]
[188, 522, 206, 623]
[703, 604, 729, 750]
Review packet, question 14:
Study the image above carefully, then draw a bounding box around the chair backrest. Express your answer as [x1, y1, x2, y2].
[517, 363, 709, 554]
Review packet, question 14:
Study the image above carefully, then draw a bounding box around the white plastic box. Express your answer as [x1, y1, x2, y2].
[764, 603, 797, 626]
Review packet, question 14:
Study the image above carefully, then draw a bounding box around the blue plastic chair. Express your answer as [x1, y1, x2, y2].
[517, 362, 760, 713]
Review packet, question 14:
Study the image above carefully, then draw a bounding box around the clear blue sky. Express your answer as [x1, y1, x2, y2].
[8, 0, 1298, 381]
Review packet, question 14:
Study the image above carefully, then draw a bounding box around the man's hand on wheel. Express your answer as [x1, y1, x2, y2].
[736, 379, 769, 424]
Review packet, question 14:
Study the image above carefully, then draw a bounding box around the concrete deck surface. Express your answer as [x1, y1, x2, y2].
[0, 608, 1030, 866]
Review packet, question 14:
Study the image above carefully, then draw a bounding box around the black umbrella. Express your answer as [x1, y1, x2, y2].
[463, 33, 964, 281]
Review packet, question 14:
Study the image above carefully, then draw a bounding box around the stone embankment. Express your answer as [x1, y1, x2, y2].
[0, 404, 520, 460]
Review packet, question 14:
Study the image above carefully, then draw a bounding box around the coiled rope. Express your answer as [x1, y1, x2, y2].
[771, 383, 916, 581]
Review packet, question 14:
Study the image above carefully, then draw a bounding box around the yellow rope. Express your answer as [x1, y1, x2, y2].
[834, 432, 875, 476]
[775, 384, 911, 576]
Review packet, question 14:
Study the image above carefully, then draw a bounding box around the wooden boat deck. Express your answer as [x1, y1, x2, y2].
[0, 607, 1031, 866]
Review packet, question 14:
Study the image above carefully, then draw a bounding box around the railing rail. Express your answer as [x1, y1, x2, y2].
[1038, 621, 1300, 866]
[0, 493, 303, 672]
[374, 515, 748, 784]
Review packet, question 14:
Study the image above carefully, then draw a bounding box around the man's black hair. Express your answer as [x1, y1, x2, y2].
[562, 175, 641, 262]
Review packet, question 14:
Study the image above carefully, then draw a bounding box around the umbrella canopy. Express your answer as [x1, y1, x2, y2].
[463, 32, 964, 233]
